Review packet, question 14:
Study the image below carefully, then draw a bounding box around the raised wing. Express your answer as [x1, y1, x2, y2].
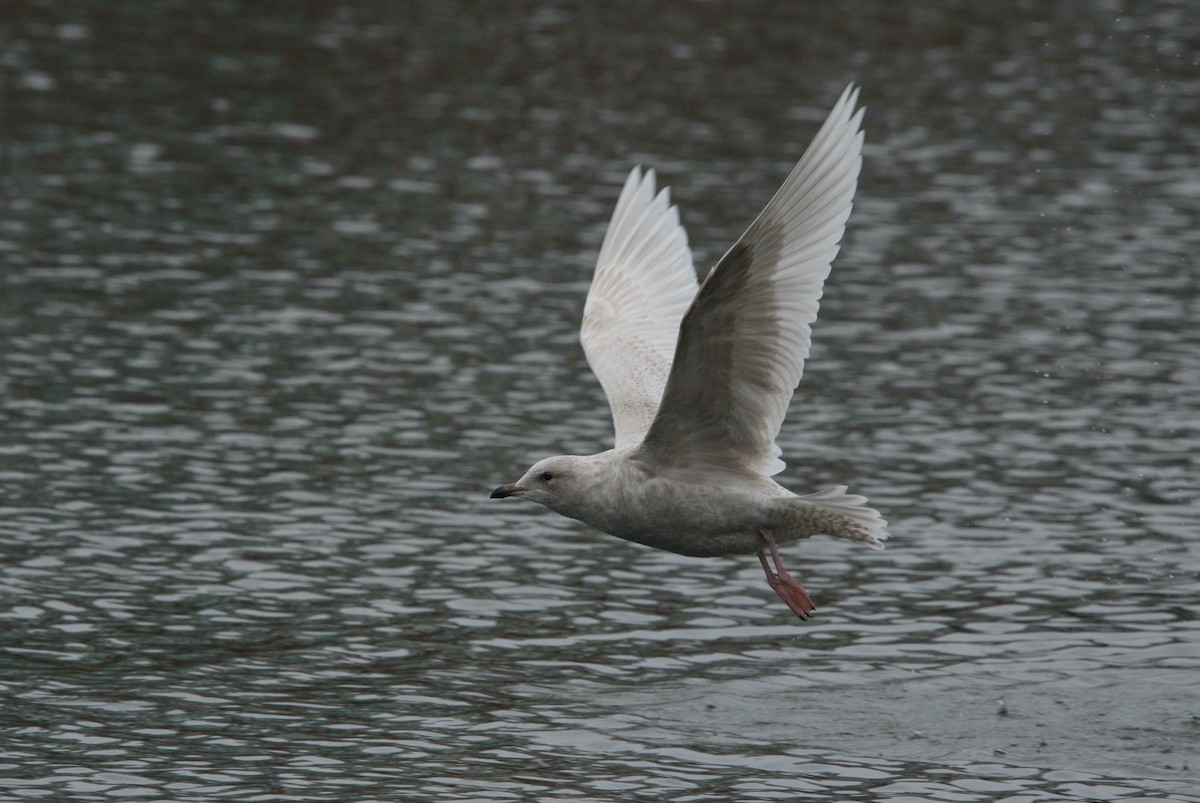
[581, 167, 698, 448]
[638, 84, 865, 478]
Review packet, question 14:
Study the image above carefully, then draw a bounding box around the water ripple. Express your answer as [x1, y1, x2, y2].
[1, 1, 1198, 800]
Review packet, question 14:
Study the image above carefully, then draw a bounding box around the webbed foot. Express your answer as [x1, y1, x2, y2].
[757, 529, 816, 618]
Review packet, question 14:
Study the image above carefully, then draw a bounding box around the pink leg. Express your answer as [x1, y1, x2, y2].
[757, 530, 816, 619]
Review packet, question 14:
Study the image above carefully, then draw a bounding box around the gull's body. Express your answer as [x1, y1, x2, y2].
[492, 85, 887, 618]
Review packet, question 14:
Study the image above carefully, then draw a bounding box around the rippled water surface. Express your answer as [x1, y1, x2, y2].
[2, 2, 1198, 800]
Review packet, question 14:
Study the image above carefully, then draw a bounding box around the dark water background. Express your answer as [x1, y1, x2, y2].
[2, 1, 1198, 800]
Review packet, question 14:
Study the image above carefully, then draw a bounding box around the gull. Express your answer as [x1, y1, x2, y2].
[491, 85, 887, 618]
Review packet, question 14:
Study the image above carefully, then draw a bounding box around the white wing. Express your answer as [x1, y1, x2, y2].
[581, 167, 698, 448]
[638, 84, 865, 479]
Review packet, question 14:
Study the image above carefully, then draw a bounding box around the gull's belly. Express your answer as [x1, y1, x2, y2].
[579, 479, 773, 558]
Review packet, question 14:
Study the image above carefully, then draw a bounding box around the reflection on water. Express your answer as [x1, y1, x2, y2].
[2, 1, 1198, 800]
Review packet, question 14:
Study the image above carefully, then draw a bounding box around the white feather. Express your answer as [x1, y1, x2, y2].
[581, 167, 698, 448]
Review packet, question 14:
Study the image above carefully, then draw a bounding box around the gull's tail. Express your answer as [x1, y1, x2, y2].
[776, 486, 889, 549]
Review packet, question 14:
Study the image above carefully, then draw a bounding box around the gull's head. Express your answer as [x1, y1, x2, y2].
[490, 455, 592, 513]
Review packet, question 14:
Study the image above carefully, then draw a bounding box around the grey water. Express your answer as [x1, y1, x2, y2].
[2, 2, 1198, 800]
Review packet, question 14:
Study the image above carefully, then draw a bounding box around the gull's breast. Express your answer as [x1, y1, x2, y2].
[583, 476, 772, 558]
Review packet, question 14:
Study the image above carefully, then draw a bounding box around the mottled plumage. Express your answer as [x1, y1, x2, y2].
[492, 85, 887, 618]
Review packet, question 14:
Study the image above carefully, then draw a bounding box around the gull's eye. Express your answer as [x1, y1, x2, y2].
[539, 471, 554, 482]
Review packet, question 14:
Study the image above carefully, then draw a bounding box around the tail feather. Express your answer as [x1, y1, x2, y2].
[793, 485, 889, 549]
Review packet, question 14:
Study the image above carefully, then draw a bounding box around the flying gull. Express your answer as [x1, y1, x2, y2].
[491, 84, 887, 618]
